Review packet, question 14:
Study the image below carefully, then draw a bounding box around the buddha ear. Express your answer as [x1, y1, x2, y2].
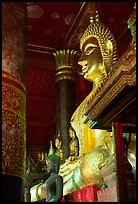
[104, 40, 113, 56]
[103, 40, 113, 73]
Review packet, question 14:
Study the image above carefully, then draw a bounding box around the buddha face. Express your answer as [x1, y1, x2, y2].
[46, 158, 59, 173]
[78, 37, 104, 83]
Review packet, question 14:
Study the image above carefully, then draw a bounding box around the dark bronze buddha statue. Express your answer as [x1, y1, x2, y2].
[44, 153, 63, 202]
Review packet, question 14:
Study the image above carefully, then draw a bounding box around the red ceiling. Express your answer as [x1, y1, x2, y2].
[27, 2, 83, 48]
[26, 2, 135, 152]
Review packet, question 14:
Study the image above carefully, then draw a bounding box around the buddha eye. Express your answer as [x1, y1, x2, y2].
[85, 47, 95, 55]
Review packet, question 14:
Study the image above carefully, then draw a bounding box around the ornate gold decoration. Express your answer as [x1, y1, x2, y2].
[2, 72, 26, 179]
[2, 71, 26, 93]
[80, 11, 118, 67]
[85, 44, 136, 122]
[53, 49, 77, 82]
[27, 5, 44, 19]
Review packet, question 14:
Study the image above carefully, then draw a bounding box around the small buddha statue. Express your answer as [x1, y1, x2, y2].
[55, 132, 64, 163]
[44, 153, 63, 202]
[30, 151, 63, 202]
[48, 141, 55, 156]
[68, 126, 79, 161]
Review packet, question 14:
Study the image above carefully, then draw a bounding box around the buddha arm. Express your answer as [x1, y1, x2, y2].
[46, 175, 63, 202]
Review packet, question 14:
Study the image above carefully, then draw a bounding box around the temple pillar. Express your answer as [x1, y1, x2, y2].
[2, 3, 27, 202]
[53, 49, 77, 162]
[112, 121, 129, 202]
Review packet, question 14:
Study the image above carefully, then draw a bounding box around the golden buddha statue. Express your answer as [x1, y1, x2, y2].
[55, 132, 64, 163]
[79, 10, 118, 76]
[78, 10, 118, 102]
[30, 11, 119, 198]
[68, 126, 79, 161]
[48, 141, 55, 156]
[58, 11, 118, 196]
[59, 130, 113, 196]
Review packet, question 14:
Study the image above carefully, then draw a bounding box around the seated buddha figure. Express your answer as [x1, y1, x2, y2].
[68, 126, 79, 161]
[55, 132, 64, 164]
[58, 11, 118, 196]
[44, 153, 63, 202]
[30, 145, 63, 202]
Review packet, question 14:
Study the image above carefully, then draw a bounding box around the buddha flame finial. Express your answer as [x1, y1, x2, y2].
[48, 141, 55, 156]
[90, 10, 99, 24]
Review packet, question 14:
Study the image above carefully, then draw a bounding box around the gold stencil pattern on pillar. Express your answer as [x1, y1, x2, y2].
[2, 72, 26, 179]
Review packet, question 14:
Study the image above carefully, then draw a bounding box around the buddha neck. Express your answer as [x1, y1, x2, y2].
[93, 71, 107, 89]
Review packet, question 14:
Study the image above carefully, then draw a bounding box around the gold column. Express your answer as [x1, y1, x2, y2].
[53, 49, 77, 82]
[2, 2, 27, 202]
[53, 49, 77, 161]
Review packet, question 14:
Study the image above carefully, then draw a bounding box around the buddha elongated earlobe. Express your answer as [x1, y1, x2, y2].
[104, 40, 113, 56]
[103, 40, 113, 73]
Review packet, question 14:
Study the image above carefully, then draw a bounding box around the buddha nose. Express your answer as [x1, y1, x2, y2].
[78, 56, 87, 67]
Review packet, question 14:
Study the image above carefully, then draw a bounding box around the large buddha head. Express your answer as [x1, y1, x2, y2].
[78, 11, 118, 84]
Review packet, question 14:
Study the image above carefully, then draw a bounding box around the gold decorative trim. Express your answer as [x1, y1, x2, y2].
[56, 73, 76, 82]
[2, 71, 26, 93]
[56, 65, 72, 70]
[53, 49, 77, 82]
[87, 69, 136, 120]
[85, 45, 136, 114]
[2, 82, 26, 118]
[3, 107, 25, 120]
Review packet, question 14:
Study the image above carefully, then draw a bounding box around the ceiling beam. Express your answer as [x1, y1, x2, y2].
[62, 2, 101, 49]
